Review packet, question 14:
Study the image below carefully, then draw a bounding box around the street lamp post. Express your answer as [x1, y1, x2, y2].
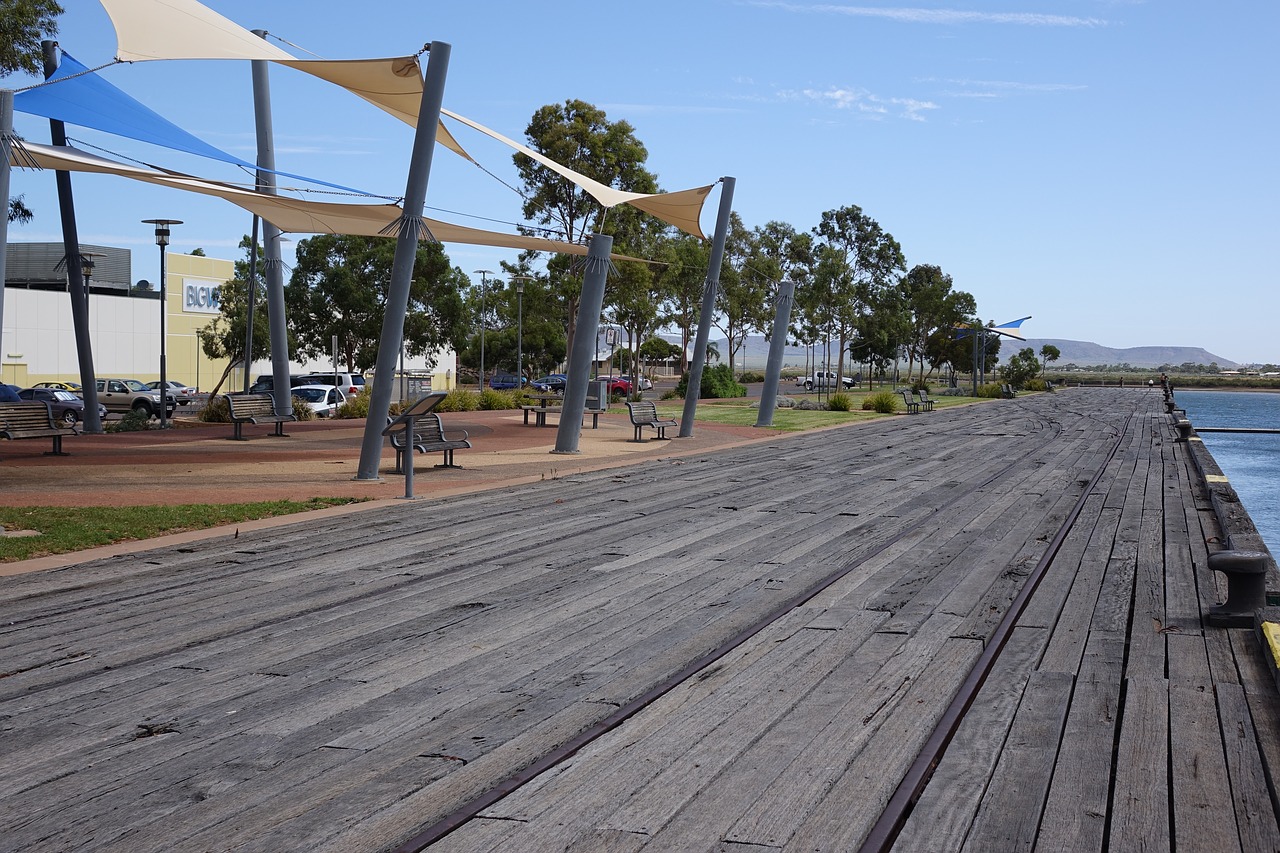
[513, 275, 535, 389]
[473, 269, 493, 391]
[142, 219, 181, 428]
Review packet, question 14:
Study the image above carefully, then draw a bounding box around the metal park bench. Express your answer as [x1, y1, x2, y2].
[223, 392, 295, 441]
[899, 390, 920, 415]
[915, 389, 935, 412]
[625, 400, 677, 442]
[382, 392, 471, 499]
[0, 401, 77, 456]
[1002, 384, 1018, 399]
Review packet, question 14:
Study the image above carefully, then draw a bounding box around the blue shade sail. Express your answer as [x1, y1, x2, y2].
[15, 51, 374, 197]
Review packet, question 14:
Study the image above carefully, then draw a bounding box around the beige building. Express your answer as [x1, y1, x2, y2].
[2, 244, 456, 392]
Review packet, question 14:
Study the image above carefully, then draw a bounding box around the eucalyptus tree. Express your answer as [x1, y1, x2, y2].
[652, 232, 710, 372]
[197, 235, 274, 396]
[746, 221, 813, 369]
[513, 99, 658, 360]
[3, 0, 63, 223]
[812, 205, 907, 383]
[711, 212, 767, 374]
[470, 266, 566, 379]
[900, 263, 976, 381]
[286, 234, 468, 374]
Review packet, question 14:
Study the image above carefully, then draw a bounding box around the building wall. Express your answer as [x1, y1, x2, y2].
[3, 249, 458, 392]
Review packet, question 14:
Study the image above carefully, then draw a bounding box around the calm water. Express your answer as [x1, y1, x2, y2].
[1176, 389, 1280, 551]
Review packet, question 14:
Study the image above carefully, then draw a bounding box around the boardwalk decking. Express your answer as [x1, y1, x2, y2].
[2, 388, 1277, 852]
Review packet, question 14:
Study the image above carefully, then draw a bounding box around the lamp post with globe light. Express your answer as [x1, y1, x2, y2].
[142, 219, 181, 428]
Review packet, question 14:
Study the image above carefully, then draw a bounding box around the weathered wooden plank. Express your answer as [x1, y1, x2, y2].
[1035, 639, 1126, 853]
[959, 670, 1074, 852]
[1170, 683, 1243, 853]
[892, 625, 1050, 852]
[1216, 681, 1280, 853]
[1110, 676, 1171, 853]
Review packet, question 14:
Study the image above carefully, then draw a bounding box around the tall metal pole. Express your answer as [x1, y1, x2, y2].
[356, 42, 451, 479]
[250, 30, 292, 417]
[0, 90, 12, 384]
[143, 219, 181, 428]
[473, 269, 492, 391]
[516, 282, 524, 386]
[158, 240, 169, 427]
[755, 279, 795, 428]
[679, 176, 735, 437]
[554, 234, 611, 454]
[38, 43, 103, 432]
[242, 214, 260, 394]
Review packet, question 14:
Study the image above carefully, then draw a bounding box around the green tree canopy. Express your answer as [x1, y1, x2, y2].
[899, 264, 976, 381]
[513, 99, 659, 361]
[287, 235, 468, 374]
[0, 0, 62, 77]
[197, 236, 275, 396]
[1039, 344, 1061, 375]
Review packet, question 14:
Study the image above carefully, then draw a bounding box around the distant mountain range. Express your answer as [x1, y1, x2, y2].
[1016, 339, 1237, 369]
[669, 335, 1239, 371]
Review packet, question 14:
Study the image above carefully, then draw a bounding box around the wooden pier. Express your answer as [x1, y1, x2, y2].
[1, 387, 1277, 852]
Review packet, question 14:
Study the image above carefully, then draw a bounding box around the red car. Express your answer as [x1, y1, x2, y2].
[597, 376, 632, 395]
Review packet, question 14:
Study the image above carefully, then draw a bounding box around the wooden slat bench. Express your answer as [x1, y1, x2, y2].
[222, 392, 295, 441]
[0, 401, 76, 456]
[915, 389, 935, 411]
[384, 412, 471, 471]
[626, 400, 677, 442]
[899, 390, 921, 414]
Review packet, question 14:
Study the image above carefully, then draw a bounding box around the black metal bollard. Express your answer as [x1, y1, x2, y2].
[1174, 419, 1194, 441]
[1206, 550, 1271, 628]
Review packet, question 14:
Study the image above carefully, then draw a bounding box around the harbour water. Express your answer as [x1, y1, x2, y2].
[1176, 389, 1280, 552]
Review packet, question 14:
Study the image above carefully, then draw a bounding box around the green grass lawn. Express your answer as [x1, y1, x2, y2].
[654, 387, 982, 430]
[0, 498, 365, 563]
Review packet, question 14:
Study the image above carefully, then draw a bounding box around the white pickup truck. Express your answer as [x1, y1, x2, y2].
[795, 371, 858, 390]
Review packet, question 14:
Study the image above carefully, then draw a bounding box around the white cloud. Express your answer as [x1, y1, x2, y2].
[747, 2, 1107, 27]
[785, 86, 937, 121]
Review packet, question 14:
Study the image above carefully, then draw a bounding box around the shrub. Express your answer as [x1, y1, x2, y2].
[862, 390, 899, 413]
[336, 387, 371, 419]
[827, 392, 854, 412]
[911, 379, 931, 392]
[106, 409, 153, 432]
[478, 388, 519, 410]
[739, 370, 765, 383]
[977, 382, 1004, 399]
[674, 363, 746, 399]
[660, 388, 681, 401]
[288, 395, 316, 421]
[198, 395, 231, 422]
[434, 389, 480, 412]
[1023, 378, 1047, 392]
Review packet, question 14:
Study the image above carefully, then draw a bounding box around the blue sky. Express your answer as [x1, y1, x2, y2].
[7, 1, 1278, 363]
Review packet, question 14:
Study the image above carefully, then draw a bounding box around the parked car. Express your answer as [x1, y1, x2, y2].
[94, 378, 175, 418]
[1, 383, 21, 403]
[16, 387, 106, 426]
[298, 372, 366, 398]
[488, 373, 527, 390]
[33, 380, 83, 393]
[290, 384, 346, 418]
[530, 374, 567, 393]
[795, 371, 858, 390]
[249, 374, 315, 394]
[618, 374, 653, 391]
[147, 380, 193, 406]
[598, 376, 632, 395]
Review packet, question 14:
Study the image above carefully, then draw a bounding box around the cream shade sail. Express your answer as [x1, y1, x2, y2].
[97, 0, 712, 236]
[10, 142, 650, 261]
[97, 0, 472, 161]
[442, 108, 712, 240]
